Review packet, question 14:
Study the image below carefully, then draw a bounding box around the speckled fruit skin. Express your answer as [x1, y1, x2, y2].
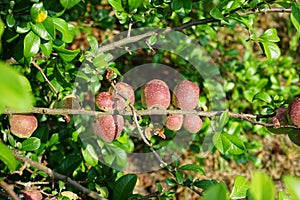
[267, 108, 292, 134]
[183, 115, 202, 133]
[9, 114, 38, 138]
[109, 82, 135, 105]
[173, 80, 199, 110]
[141, 79, 171, 109]
[289, 98, 300, 126]
[93, 115, 124, 142]
[96, 92, 114, 111]
[23, 190, 43, 200]
[165, 115, 183, 131]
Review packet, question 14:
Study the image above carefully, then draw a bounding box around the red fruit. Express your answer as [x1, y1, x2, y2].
[183, 115, 202, 133]
[109, 82, 135, 105]
[289, 98, 300, 126]
[141, 79, 170, 109]
[96, 92, 114, 111]
[9, 114, 38, 138]
[22, 190, 43, 200]
[165, 115, 183, 131]
[173, 80, 200, 110]
[93, 115, 124, 142]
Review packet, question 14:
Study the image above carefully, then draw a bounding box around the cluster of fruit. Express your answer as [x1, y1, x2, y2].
[93, 79, 202, 142]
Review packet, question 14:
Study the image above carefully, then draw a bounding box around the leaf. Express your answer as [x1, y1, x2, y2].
[252, 92, 272, 103]
[128, 0, 143, 12]
[193, 179, 218, 190]
[219, 111, 229, 129]
[210, 7, 226, 21]
[213, 132, 245, 155]
[113, 174, 137, 200]
[53, 65, 72, 88]
[82, 144, 98, 166]
[52, 18, 75, 43]
[60, 0, 81, 9]
[171, 0, 192, 16]
[53, 46, 80, 62]
[87, 36, 98, 53]
[249, 171, 275, 200]
[261, 42, 281, 61]
[30, 2, 47, 23]
[179, 164, 205, 175]
[40, 40, 53, 56]
[202, 182, 229, 200]
[30, 22, 52, 40]
[23, 31, 41, 58]
[0, 61, 33, 112]
[278, 191, 291, 200]
[0, 142, 18, 171]
[291, 3, 300, 32]
[165, 178, 177, 187]
[107, 0, 124, 11]
[259, 28, 280, 42]
[230, 176, 249, 199]
[283, 175, 300, 199]
[20, 137, 41, 151]
[175, 171, 184, 184]
[6, 14, 16, 28]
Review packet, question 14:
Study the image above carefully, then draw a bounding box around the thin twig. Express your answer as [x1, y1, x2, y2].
[0, 180, 20, 200]
[3, 107, 298, 129]
[243, 8, 292, 15]
[31, 61, 59, 95]
[12, 151, 105, 200]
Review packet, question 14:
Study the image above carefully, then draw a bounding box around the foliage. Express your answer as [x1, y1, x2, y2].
[0, 0, 299, 199]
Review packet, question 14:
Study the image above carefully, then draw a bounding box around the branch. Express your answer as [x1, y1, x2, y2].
[243, 8, 292, 15]
[0, 180, 20, 200]
[31, 61, 59, 95]
[12, 151, 105, 200]
[3, 107, 298, 129]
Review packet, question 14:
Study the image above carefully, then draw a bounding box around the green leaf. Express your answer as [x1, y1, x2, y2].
[42, 17, 55, 39]
[6, 14, 16, 28]
[87, 36, 98, 53]
[0, 142, 18, 171]
[210, 7, 226, 21]
[171, 0, 192, 16]
[252, 92, 272, 103]
[30, 22, 52, 40]
[30, 2, 47, 23]
[165, 178, 177, 187]
[40, 40, 53, 56]
[283, 175, 300, 199]
[261, 42, 281, 61]
[53, 46, 80, 62]
[213, 132, 245, 155]
[52, 18, 75, 43]
[128, 0, 143, 12]
[278, 191, 291, 200]
[23, 31, 41, 58]
[249, 171, 275, 200]
[202, 182, 228, 200]
[175, 171, 184, 184]
[93, 54, 109, 68]
[230, 176, 249, 199]
[259, 28, 280, 42]
[193, 179, 218, 190]
[82, 144, 98, 166]
[0, 61, 33, 112]
[60, 0, 81, 9]
[20, 137, 41, 151]
[179, 164, 205, 175]
[53, 65, 72, 88]
[219, 111, 229, 129]
[291, 3, 300, 32]
[113, 174, 137, 200]
[107, 0, 124, 11]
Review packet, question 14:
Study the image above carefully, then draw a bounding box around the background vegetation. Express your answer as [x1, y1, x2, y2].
[0, 0, 300, 199]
